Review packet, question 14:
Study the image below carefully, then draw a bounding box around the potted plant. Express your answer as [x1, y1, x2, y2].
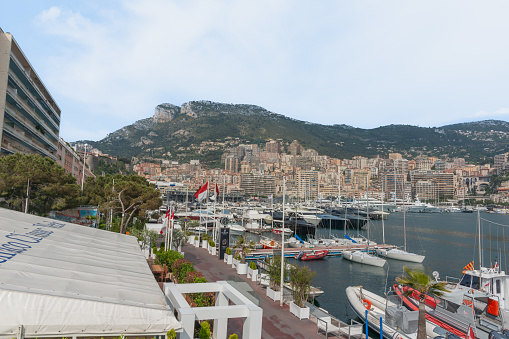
[225, 247, 233, 265]
[209, 240, 216, 255]
[232, 253, 240, 269]
[201, 234, 210, 249]
[289, 264, 316, 319]
[266, 255, 288, 301]
[233, 236, 255, 275]
[247, 261, 259, 281]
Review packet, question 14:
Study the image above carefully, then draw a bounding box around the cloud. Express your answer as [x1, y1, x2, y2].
[472, 108, 509, 118]
[31, 0, 509, 141]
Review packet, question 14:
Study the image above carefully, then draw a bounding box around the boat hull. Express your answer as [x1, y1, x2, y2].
[376, 248, 425, 263]
[343, 250, 386, 267]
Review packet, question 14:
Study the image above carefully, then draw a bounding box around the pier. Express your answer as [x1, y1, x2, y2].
[246, 243, 397, 260]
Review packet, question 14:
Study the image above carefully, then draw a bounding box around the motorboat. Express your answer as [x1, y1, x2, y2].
[271, 227, 293, 235]
[376, 248, 425, 263]
[225, 223, 245, 235]
[260, 238, 280, 249]
[295, 249, 328, 261]
[346, 286, 444, 339]
[392, 284, 502, 339]
[342, 250, 387, 268]
[287, 236, 311, 248]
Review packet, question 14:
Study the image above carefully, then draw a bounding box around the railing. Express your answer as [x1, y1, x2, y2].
[4, 104, 58, 151]
[7, 66, 60, 129]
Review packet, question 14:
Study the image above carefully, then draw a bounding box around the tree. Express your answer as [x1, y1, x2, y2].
[289, 264, 316, 308]
[171, 229, 186, 251]
[0, 153, 80, 215]
[396, 267, 449, 339]
[84, 174, 161, 234]
[233, 235, 256, 263]
[267, 255, 288, 291]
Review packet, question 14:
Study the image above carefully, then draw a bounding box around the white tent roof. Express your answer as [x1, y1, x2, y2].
[0, 208, 181, 338]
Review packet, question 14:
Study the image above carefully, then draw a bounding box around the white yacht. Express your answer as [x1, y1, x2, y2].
[342, 250, 387, 267]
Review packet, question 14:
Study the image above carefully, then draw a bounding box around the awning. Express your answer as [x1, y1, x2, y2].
[0, 208, 181, 338]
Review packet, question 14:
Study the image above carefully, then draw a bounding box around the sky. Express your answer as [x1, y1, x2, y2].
[2, 0, 509, 142]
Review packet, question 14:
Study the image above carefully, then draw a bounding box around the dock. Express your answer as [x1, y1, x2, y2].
[246, 244, 397, 260]
[181, 242, 366, 338]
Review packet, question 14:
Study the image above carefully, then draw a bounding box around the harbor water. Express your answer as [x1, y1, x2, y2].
[282, 212, 509, 323]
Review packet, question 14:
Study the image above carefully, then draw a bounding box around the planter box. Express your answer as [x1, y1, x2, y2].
[267, 286, 281, 301]
[188, 235, 194, 243]
[232, 258, 239, 268]
[226, 254, 233, 265]
[290, 301, 310, 320]
[251, 269, 258, 282]
[236, 262, 248, 275]
[193, 239, 199, 247]
[202, 240, 208, 248]
[210, 247, 216, 256]
[247, 267, 254, 278]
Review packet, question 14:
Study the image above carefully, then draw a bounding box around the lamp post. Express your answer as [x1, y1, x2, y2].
[81, 143, 88, 193]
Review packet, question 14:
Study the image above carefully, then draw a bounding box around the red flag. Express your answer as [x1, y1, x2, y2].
[194, 182, 209, 201]
[216, 184, 220, 197]
[171, 208, 174, 220]
[165, 209, 171, 219]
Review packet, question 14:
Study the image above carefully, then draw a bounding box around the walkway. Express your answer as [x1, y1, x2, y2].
[182, 244, 331, 339]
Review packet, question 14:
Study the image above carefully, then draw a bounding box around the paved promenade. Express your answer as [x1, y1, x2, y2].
[182, 243, 330, 339]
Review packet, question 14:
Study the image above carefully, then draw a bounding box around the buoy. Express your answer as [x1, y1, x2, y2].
[362, 299, 372, 310]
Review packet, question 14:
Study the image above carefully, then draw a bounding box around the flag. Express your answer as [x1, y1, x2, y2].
[210, 184, 220, 200]
[464, 261, 474, 271]
[194, 182, 209, 202]
[466, 325, 476, 339]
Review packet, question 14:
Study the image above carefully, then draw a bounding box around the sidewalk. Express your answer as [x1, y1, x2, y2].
[182, 244, 329, 339]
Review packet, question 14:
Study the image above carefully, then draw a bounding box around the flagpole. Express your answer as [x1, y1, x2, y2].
[213, 183, 217, 243]
[280, 176, 286, 307]
[169, 206, 174, 251]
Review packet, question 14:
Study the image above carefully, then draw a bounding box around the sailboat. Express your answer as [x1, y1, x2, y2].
[343, 179, 387, 268]
[376, 167, 425, 263]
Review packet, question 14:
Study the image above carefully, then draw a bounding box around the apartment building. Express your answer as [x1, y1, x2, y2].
[0, 28, 60, 160]
[296, 170, 318, 200]
[57, 138, 94, 186]
[410, 171, 455, 199]
[240, 173, 275, 196]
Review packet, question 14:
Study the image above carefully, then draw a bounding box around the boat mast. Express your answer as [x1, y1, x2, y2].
[366, 176, 370, 255]
[478, 210, 482, 271]
[382, 185, 385, 245]
[280, 176, 286, 307]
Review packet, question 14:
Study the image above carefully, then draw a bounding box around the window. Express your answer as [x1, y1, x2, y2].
[496, 279, 501, 294]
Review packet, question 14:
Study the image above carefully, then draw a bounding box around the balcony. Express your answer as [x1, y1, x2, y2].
[8, 59, 60, 128]
[2, 125, 56, 160]
[3, 107, 58, 153]
[6, 83, 59, 141]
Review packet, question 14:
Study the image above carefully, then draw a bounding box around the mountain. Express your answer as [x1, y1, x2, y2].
[77, 101, 509, 166]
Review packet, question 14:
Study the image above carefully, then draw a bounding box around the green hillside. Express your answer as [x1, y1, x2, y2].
[78, 101, 509, 166]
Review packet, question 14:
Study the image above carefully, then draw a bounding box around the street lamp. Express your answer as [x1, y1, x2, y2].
[81, 143, 88, 193]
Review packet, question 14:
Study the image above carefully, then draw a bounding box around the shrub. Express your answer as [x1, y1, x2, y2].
[225, 247, 231, 255]
[172, 258, 195, 283]
[199, 321, 211, 339]
[167, 329, 177, 339]
[229, 334, 238, 339]
[184, 271, 206, 284]
[209, 240, 215, 247]
[249, 261, 257, 270]
[155, 249, 183, 271]
[195, 235, 199, 240]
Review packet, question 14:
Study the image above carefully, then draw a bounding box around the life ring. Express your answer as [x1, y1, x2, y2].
[362, 299, 372, 310]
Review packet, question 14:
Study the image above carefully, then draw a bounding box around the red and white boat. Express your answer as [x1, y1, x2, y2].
[271, 228, 293, 235]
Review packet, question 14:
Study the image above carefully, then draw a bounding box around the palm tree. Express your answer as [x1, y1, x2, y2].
[233, 235, 256, 264]
[396, 267, 450, 339]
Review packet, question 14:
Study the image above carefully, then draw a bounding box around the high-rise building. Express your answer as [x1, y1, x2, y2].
[296, 171, 318, 200]
[0, 27, 61, 159]
[288, 140, 302, 156]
